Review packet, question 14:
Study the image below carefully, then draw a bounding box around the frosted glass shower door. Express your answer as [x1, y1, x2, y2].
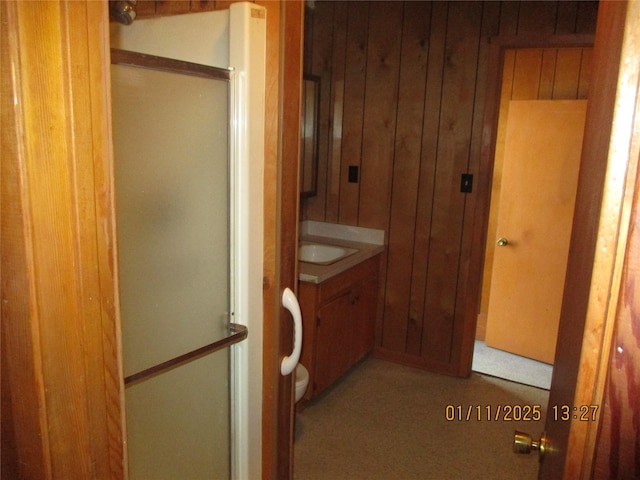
[111, 50, 245, 480]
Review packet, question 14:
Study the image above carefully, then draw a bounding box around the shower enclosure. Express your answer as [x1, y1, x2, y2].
[110, 6, 267, 477]
[111, 50, 245, 479]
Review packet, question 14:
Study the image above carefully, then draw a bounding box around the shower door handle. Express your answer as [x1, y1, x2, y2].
[280, 287, 303, 376]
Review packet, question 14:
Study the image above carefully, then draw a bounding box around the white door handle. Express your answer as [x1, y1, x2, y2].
[280, 287, 302, 376]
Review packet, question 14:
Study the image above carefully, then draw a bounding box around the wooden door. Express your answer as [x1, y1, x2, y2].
[260, 1, 304, 479]
[485, 100, 587, 364]
[539, 1, 638, 477]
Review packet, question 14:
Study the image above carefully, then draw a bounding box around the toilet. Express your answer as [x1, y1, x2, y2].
[294, 364, 309, 403]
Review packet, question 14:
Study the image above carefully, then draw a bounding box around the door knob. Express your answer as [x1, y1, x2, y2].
[514, 430, 547, 461]
[497, 237, 509, 246]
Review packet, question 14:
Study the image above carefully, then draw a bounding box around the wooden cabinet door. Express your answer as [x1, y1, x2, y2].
[314, 292, 354, 395]
[352, 276, 378, 364]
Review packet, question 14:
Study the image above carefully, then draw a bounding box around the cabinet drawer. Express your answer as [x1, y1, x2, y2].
[316, 255, 379, 304]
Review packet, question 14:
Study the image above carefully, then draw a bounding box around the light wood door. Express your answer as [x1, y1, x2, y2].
[485, 100, 587, 364]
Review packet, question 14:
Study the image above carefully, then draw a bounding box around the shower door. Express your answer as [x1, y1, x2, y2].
[111, 50, 246, 479]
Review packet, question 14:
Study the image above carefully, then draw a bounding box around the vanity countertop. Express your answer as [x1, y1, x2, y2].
[298, 234, 385, 284]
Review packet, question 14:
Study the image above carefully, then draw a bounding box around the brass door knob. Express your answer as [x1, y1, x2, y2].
[497, 237, 509, 246]
[514, 430, 547, 461]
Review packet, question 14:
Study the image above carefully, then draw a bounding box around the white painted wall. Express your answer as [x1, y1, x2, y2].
[110, 5, 265, 478]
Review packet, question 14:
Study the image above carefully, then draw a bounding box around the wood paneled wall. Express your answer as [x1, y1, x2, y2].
[302, 1, 598, 369]
[133, 0, 253, 18]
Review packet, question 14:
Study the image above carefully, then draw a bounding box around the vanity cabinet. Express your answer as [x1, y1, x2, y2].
[299, 254, 381, 400]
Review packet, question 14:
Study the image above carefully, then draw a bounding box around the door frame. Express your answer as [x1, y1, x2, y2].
[463, 33, 594, 377]
[1, 2, 126, 477]
[544, 2, 640, 476]
[464, 34, 598, 475]
[260, 1, 304, 480]
[466, 1, 640, 477]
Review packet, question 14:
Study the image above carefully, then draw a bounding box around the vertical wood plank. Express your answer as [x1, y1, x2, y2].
[576, 0, 599, 34]
[511, 48, 543, 99]
[64, 3, 119, 477]
[26, 3, 96, 476]
[86, 1, 126, 472]
[539, 48, 558, 99]
[382, 1, 431, 353]
[516, 1, 558, 35]
[405, 1, 448, 356]
[553, 47, 583, 99]
[357, 1, 403, 230]
[498, 0, 520, 36]
[453, 0, 502, 370]
[555, 1, 580, 34]
[337, 1, 369, 225]
[1, 3, 51, 476]
[421, 0, 482, 364]
[326, 2, 350, 224]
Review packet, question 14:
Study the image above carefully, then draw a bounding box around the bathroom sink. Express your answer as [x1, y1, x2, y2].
[298, 242, 358, 265]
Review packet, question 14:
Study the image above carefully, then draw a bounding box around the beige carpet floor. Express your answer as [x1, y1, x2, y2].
[294, 357, 549, 480]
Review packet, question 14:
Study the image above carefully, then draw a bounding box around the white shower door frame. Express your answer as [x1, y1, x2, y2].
[112, 49, 249, 479]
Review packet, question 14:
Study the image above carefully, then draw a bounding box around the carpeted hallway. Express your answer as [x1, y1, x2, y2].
[294, 358, 549, 479]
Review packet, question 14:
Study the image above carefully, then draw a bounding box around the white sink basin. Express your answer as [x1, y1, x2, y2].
[299, 243, 358, 265]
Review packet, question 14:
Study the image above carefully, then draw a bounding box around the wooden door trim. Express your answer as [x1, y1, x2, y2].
[277, 1, 304, 479]
[258, 1, 304, 479]
[259, 1, 282, 477]
[1, 2, 125, 477]
[463, 34, 595, 377]
[565, 2, 639, 477]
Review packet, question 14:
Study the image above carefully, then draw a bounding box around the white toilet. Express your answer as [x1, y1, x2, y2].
[294, 364, 309, 403]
